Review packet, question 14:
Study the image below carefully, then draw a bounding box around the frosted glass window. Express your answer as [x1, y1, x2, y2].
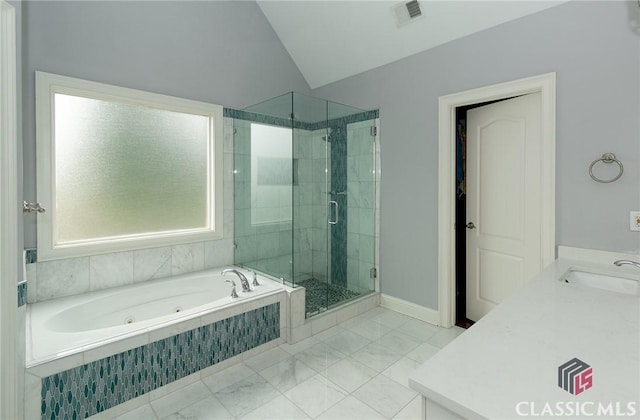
[36, 72, 223, 260]
[54, 94, 210, 242]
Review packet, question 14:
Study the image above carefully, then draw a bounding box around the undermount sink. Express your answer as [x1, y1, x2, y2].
[561, 267, 639, 295]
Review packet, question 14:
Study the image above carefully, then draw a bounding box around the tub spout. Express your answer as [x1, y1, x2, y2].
[221, 269, 252, 292]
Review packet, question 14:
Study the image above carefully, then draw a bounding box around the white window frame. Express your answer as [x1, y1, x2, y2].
[36, 71, 224, 261]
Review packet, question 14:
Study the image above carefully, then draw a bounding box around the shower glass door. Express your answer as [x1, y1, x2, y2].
[233, 92, 378, 318]
[291, 93, 331, 315]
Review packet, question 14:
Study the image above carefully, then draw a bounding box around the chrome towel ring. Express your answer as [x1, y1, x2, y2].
[589, 153, 623, 183]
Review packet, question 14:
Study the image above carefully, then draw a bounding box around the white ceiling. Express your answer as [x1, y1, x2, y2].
[257, 1, 570, 89]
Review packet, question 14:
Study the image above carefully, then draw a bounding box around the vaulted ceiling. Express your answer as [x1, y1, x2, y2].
[257, 1, 570, 89]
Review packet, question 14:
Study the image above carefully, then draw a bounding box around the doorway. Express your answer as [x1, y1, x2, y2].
[454, 98, 514, 327]
[437, 73, 557, 328]
[456, 93, 545, 326]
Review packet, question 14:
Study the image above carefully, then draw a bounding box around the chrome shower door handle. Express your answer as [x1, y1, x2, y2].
[328, 200, 338, 225]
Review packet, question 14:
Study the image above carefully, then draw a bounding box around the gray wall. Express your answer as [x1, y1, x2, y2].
[313, 1, 640, 309]
[21, 0, 311, 248]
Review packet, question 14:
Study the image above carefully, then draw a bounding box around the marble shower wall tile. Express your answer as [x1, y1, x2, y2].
[204, 238, 235, 269]
[171, 243, 205, 276]
[133, 246, 172, 283]
[36, 257, 90, 301]
[90, 251, 134, 291]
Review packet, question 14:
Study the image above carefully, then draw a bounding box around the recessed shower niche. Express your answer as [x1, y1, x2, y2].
[229, 92, 379, 317]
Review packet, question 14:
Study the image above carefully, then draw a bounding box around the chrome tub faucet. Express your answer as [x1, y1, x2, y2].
[221, 269, 252, 292]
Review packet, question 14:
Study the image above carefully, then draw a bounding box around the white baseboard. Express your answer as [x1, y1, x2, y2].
[380, 294, 439, 326]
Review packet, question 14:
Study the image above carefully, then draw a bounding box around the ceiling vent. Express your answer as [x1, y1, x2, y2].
[393, 0, 424, 27]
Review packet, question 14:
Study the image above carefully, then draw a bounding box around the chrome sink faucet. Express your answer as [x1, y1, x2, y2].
[221, 269, 252, 292]
[613, 260, 640, 269]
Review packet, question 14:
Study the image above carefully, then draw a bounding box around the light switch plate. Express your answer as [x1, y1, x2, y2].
[630, 211, 640, 231]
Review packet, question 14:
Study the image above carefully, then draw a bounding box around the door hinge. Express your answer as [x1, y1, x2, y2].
[370, 126, 377, 137]
[370, 267, 377, 279]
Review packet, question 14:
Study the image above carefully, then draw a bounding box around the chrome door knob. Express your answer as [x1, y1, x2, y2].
[466, 222, 476, 229]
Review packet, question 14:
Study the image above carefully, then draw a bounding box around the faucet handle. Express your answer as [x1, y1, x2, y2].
[252, 271, 260, 287]
[224, 279, 239, 298]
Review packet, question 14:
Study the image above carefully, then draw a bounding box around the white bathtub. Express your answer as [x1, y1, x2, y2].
[26, 266, 284, 366]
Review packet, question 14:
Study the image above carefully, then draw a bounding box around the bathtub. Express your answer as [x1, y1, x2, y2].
[26, 266, 284, 365]
[25, 266, 287, 419]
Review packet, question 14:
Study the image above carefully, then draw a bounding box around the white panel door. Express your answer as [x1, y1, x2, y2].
[466, 93, 542, 322]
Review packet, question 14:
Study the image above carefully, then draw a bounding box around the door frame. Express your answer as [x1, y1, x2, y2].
[0, 0, 19, 418]
[437, 73, 556, 328]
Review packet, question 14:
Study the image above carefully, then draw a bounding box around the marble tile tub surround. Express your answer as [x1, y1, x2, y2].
[24, 117, 236, 304]
[26, 291, 287, 420]
[91, 307, 465, 420]
[39, 303, 281, 420]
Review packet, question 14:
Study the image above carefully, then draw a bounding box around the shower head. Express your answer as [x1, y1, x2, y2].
[320, 127, 340, 142]
[321, 127, 332, 142]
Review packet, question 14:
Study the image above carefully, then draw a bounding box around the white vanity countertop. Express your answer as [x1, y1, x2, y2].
[408, 258, 640, 419]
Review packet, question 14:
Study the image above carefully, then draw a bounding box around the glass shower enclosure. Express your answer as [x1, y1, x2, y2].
[232, 92, 378, 317]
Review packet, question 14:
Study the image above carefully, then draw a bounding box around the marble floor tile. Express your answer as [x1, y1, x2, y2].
[322, 329, 371, 355]
[405, 342, 441, 364]
[376, 329, 422, 355]
[354, 342, 404, 372]
[382, 357, 423, 389]
[352, 375, 417, 419]
[279, 336, 319, 355]
[293, 342, 347, 373]
[370, 310, 413, 329]
[320, 358, 378, 393]
[113, 404, 158, 420]
[396, 318, 441, 342]
[150, 381, 213, 419]
[202, 362, 256, 394]
[258, 356, 318, 392]
[239, 395, 311, 420]
[358, 306, 392, 319]
[344, 318, 394, 341]
[310, 324, 345, 342]
[160, 395, 233, 420]
[426, 327, 465, 348]
[316, 396, 386, 420]
[392, 395, 422, 420]
[214, 374, 281, 418]
[283, 375, 348, 418]
[243, 346, 291, 371]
